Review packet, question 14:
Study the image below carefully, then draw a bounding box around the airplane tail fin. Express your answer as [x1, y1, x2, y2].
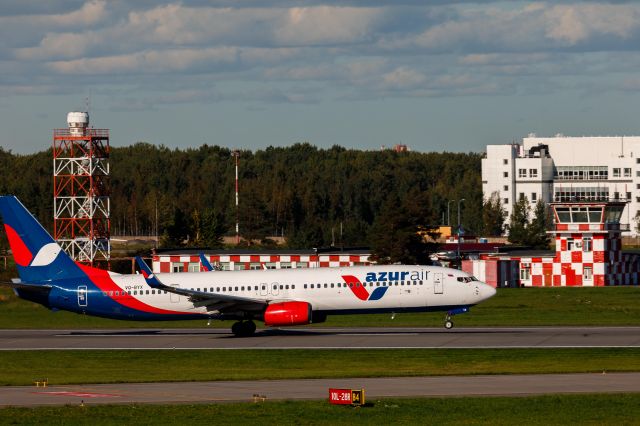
[135, 256, 163, 288]
[199, 253, 215, 271]
[0, 196, 82, 283]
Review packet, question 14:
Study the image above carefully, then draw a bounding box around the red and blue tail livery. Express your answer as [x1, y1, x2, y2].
[0, 195, 496, 336]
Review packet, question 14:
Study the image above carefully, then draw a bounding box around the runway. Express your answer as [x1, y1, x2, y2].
[2, 373, 640, 407]
[1, 326, 640, 349]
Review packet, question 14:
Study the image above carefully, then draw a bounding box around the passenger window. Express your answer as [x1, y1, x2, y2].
[235, 286, 238, 291]
[304, 284, 308, 289]
[292, 285, 295, 290]
[279, 285, 283, 290]
[331, 283, 334, 288]
[285, 285, 289, 290]
[241, 286, 245, 291]
[324, 284, 327, 288]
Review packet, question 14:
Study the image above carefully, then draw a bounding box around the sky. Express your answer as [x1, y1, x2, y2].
[2, 1, 640, 154]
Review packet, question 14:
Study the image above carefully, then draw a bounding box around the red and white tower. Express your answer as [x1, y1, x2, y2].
[53, 112, 110, 266]
[548, 200, 628, 286]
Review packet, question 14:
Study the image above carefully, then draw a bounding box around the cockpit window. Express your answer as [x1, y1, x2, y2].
[456, 276, 477, 283]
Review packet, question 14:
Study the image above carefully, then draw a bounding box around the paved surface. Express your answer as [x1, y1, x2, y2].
[1, 327, 639, 349]
[2, 373, 639, 407]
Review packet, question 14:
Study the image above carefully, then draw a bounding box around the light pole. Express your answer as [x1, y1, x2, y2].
[447, 200, 455, 226]
[457, 198, 465, 259]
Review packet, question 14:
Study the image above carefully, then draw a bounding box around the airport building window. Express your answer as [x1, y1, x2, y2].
[171, 263, 184, 273]
[297, 262, 309, 268]
[625, 168, 632, 177]
[281, 262, 292, 269]
[503, 172, 508, 178]
[504, 185, 509, 191]
[584, 266, 593, 281]
[503, 198, 509, 204]
[519, 192, 525, 200]
[529, 169, 538, 178]
[555, 166, 607, 180]
[188, 263, 200, 272]
[531, 193, 537, 201]
[519, 168, 526, 178]
[250, 263, 261, 270]
[520, 264, 530, 280]
[613, 168, 621, 178]
[583, 237, 592, 252]
[503, 159, 508, 165]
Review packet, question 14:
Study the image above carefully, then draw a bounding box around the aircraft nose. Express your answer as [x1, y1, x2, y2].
[479, 283, 496, 301]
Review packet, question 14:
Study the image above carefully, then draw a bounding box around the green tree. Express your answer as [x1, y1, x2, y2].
[482, 191, 506, 236]
[527, 200, 551, 249]
[368, 194, 438, 264]
[507, 197, 531, 245]
[201, 208, 226, 248]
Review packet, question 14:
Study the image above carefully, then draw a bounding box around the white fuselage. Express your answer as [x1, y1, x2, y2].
[104, 264, 495, 317]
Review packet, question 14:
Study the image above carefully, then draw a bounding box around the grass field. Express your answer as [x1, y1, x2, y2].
[2, 394, 640, 425]
[2, 285, 640, 329]
[1, 348, 639, 386]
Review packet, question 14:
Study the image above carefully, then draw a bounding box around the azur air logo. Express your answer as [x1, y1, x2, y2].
[341, 275, 388, 301]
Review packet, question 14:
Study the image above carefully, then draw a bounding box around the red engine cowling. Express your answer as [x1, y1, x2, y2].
[263, 301, 312, 326]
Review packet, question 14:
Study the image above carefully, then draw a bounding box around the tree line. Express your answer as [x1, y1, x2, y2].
[0, 143, 549, 263]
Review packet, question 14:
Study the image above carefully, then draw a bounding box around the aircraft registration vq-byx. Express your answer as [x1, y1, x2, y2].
[0, 196, 496, 337]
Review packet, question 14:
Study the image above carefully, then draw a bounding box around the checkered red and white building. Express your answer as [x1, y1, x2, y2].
[464, 200, 640, 287]
[152, 249, 372, 273]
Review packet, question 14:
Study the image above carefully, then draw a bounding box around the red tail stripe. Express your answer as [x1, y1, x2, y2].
[4, 224, 33, 267]
[76, 263, 191, 315]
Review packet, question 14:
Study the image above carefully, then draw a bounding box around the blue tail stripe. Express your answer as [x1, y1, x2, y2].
[0, 196, 82, 283]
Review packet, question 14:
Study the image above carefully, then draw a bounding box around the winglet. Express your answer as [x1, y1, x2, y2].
[199, 253, 216, 271]
[135, 256, 163, 288]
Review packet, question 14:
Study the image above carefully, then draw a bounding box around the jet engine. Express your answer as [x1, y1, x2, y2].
[263, 301, 312, 326]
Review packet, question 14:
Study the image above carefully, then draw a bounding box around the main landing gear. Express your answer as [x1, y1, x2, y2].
[231, 320, 256, 337]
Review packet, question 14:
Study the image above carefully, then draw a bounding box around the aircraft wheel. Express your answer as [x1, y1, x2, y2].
[245, 321, 257, 335]
[231, 321, 243, 336]
[232, 321, 256, 337]
[444, 320, 454, 330]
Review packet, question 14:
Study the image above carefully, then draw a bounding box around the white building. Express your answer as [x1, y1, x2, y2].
[482, 134, 640, 235]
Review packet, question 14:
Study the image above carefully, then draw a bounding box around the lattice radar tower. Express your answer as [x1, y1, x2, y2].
[53, 112, 110, 266]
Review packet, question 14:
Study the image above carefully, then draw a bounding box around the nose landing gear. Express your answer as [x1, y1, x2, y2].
[443, 307, 470, 330]
[231, 320, 257, 337]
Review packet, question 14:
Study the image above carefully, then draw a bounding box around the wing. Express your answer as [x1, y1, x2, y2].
[135, 256, 266, 314]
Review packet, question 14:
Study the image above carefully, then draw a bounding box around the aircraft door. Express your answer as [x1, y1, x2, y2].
[271, 282, 279, 296]
[77, 285, 88, 307]
[434, 273, 444, 294]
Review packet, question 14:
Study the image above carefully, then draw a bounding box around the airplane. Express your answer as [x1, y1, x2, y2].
[0, 195, 496, 337]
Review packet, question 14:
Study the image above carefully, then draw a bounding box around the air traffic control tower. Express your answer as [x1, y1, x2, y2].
[53, 112, 110, 266]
